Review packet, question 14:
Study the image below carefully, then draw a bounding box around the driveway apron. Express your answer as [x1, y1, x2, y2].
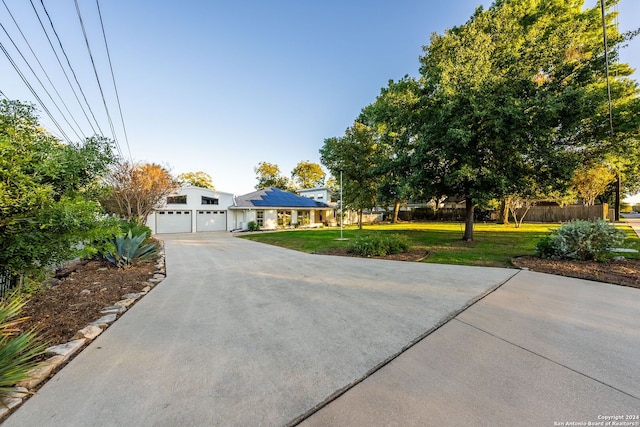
[5, 232, 515, 426]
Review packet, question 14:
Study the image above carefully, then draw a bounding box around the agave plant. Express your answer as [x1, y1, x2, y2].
[0, 294, 46, 403]
[105, 231, 158, 269]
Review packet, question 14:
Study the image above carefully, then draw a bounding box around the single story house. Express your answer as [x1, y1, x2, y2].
[147, 186, 333, 233]
[229, 187, 333, 230]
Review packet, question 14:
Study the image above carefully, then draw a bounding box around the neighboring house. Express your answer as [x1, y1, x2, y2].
[229, 187, 333, 230]
[146, 186, 235, 234]
[298, 187, 333, 205]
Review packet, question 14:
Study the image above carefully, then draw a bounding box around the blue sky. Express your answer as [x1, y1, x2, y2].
[1, 0, 639, 201]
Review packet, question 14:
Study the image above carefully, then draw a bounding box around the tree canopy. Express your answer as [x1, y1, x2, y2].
[320, 0, 639, 239]
[0, 100, 118, 275]
[254, 162, 292, 190]
[178, 171, 215, 189]
[291, 161, 325, 189]
[102, 161, 179, 224]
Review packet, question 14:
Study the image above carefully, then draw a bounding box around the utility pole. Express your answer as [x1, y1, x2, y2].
[600, 0, 619, 221]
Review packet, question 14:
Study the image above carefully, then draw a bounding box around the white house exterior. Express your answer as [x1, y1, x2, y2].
[148, 186, 334, 233]
[229, 187, 333, 231]
[147, 186, 235, 234]
[298, 187, 333, 205]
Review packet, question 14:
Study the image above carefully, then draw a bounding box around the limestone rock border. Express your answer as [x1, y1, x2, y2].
[0, 240, 166, 419]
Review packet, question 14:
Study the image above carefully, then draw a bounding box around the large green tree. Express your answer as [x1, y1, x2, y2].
[0, 100, 118, 276]
[414, 0, 635, 240]
[320, 122, 381, 229]
[359, 77, 421, 223]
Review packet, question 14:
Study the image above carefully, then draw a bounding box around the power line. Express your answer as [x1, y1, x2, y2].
[0, 19, 84, 141]
[2, 0, 87, 140]
[74, 0, 123, 158]
[0, 41, 72, 142]
[26, 0, 99, 136]
[96, 0, 132, 162]
[3, 0, 86, 139]
[35, 0, 105, 136]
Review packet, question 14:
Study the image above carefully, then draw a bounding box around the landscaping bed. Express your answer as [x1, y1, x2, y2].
[511, 256, 640, 289]
[19, 258, 158, 350]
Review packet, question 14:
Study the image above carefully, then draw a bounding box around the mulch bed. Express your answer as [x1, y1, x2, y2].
[511, 256, 640, 289]
[19, 259, 158, 348]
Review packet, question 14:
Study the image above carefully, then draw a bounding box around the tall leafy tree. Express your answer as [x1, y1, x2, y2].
[320, 122, 381, 229]
[359, 77, 421, 223]
[254, 162, 291, 190]
[178, 171, 215, 189]
[0, 100, 118, 276]
[415, 0, 633, 240]
[291, 161, 325, 189]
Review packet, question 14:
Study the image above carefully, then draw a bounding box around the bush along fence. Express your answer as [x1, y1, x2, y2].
[0, 269, 20, 299]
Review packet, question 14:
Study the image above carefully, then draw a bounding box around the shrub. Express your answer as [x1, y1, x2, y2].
[104, 231, 158, 268]
[247, 221, 260, 231]
[0, 293, 46, 399]
[535, 219, 625, 261]
[118, 220, 153, 242]
[348, 233, 410, 257]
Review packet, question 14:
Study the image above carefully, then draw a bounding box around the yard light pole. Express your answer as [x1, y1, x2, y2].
[340, 170, 343, 239]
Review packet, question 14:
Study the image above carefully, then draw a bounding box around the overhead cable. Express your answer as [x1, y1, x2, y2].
[2, 0, 87, 140]
[0, 20, 83, 141]
[35, 0, 104, 135]
[26, 0, 98, 136]
[74, 0, 122, 157]
[0, 41, 72, 142]
[96, 0, 132, 162]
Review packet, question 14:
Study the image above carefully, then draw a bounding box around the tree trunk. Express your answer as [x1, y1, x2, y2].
[499, 198, 510, 225]
[358, 208, 363, 230]
[462, 197, 474, 241]
[392, 200, 401, 224]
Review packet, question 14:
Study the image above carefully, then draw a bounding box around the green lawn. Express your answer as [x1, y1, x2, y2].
[239, 222, 640, 268]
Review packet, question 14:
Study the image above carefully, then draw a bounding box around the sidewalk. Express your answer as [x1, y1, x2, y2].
[301, 270, 640, 426]
[621, 212, 640, 238]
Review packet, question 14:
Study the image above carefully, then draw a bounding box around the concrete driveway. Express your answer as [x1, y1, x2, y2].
[5, 232, 639, 426]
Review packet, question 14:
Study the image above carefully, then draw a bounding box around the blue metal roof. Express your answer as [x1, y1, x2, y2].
[235, 188, 331, 208]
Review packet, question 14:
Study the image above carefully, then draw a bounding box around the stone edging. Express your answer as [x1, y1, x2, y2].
[0, 241, 166, 419]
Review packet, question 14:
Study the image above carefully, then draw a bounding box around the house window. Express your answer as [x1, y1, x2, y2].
[277, 210, 291, 227]
[167, 195, 187, 204]
[256, 210, 264, 227]
[298, 210, 310, 225]
[202, 196, 219, 205]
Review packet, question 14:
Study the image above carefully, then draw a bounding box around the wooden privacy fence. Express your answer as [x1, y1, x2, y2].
[514, 204, 610, 223]
[398, 204, 612, 223]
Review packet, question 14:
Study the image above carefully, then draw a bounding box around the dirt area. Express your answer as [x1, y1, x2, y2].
[20, 258, 158, 349]
[511, 256, 640, 289]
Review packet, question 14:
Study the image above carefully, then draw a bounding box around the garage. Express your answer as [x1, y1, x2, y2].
[156, 210, 191, 233]
[196, 210, 227, 232]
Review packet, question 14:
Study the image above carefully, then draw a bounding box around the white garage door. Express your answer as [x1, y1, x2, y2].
[156, 210, 191, 233]
[196, 210, 227, 232]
